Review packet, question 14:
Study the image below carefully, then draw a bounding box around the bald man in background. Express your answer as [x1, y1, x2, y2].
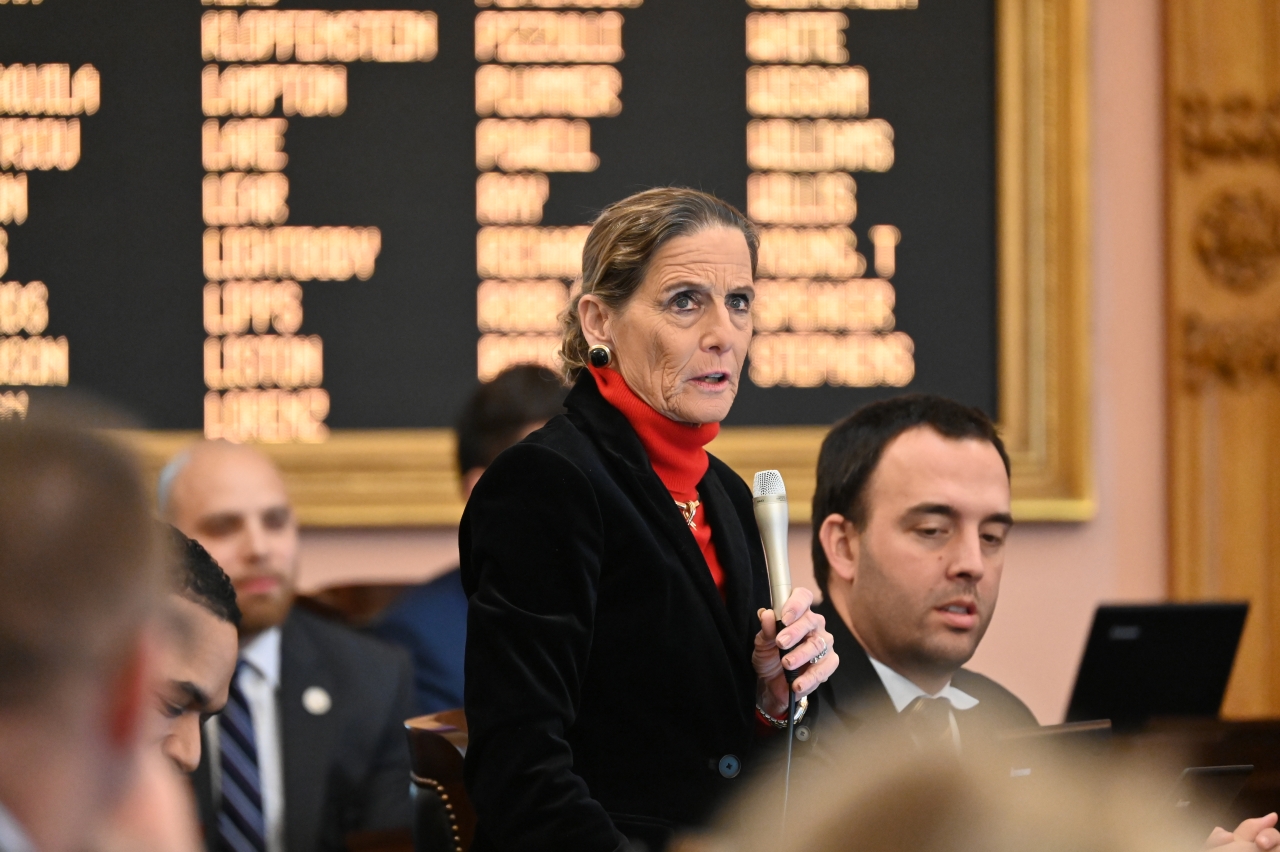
[161, 441, 412, 852]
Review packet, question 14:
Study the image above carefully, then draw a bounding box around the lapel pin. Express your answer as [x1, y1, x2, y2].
[302, 685, 332, 716]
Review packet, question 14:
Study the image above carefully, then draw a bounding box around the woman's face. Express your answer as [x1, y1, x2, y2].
[582, 226, 755, 424]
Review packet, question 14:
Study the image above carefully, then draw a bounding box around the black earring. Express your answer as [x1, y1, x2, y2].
[588, 344, 612, 368]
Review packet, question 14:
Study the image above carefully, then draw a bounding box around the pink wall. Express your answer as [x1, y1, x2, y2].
[967, 0, 1168, 722]
[298, 0, 1168, 725]
[297, 527, 460, 593]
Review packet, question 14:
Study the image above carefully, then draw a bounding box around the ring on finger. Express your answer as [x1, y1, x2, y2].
[809, 644, 829, 665]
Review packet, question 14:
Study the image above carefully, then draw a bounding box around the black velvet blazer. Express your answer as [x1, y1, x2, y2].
[460, 373, 773, 852]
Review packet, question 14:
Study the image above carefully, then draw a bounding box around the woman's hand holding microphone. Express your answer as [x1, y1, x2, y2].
[752, 587, 838, 720]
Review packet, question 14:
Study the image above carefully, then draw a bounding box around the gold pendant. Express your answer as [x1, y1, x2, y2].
[675, 499, 700, 530]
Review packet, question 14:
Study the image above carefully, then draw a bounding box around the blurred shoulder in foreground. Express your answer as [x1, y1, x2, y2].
[679, 732, 1218, 852]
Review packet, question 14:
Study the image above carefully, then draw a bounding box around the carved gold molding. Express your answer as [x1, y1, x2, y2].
[119, 429, 467, 527]
[1167, 0, 1280, 718]
[121, 0, 1091, 527]
[1183, 312, 1280, 386]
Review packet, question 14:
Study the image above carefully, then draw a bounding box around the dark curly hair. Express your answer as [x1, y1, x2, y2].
[167, 525, 241, 627]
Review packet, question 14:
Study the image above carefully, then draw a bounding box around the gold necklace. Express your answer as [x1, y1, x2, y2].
[675, 499, 700, 530]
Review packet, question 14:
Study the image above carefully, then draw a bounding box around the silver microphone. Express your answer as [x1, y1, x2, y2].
[752, 470, 792, 620]
[754, 471, 801, 823]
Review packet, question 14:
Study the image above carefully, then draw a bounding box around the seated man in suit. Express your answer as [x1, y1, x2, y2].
[160, 440, 414, 852]
[806, 395, 1280, 851]
[371, 364, 567, 714]
[808, 394, 1031, 750]
[0, 422, 190, 852]
[152, 528, 240, 773]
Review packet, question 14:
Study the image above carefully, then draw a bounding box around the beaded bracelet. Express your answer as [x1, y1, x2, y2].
[756, 694, 809, 729]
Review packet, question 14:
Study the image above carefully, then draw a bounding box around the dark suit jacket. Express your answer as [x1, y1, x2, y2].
[810, 598, 1038, 753]
[460, 372, 774, 852]
[193, 607, 414, 852]
[370, 566, 468, 714]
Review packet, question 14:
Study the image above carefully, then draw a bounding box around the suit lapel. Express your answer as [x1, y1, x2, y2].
[699, 466, 753, 648]
[566, 376, 750, 668]
[606, 437, 744, 652]
[816, 600, 898, 725]
[279, 611, 339, 852]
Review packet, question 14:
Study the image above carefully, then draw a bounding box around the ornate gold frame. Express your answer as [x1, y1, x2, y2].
[994, 0, 1092, 522]
[122, 0, 1091, 527]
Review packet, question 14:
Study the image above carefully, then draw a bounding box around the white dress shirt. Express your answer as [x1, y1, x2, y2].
[0, 801, 34, 852]
[867, 654, 979, 752]
[866, 655, 980, 713]
[205, 626, 286, 852]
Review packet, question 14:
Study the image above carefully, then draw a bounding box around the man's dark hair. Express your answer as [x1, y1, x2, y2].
[167, 525, 241, 627]
[455, 365, 568, 473]
[811, 394, 1011, 595]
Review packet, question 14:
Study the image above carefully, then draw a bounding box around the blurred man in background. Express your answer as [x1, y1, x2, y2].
[153, 528, 240, 774]
[682, 730, 1278, 852]
[0, 422, 165, 852]
[160, 441, 413, 852]
[372, 364, 567, 714]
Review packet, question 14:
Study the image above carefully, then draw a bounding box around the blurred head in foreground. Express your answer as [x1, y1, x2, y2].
[92, 747, 205, 852]
[678, 734, 1197, 852]
[160, 440, 297, 640]
[0, 422, 163, 852]
[455, 363, 568, 499]
[154, 526, 240, 773]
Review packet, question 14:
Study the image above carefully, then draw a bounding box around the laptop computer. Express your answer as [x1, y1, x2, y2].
[1065, 602, 1248, 729]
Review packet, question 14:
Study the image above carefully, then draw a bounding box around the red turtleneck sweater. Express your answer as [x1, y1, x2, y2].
[589, 366, 726, 597]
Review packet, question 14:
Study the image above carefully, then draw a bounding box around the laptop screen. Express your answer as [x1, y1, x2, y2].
[1065, 602, 1248, 728]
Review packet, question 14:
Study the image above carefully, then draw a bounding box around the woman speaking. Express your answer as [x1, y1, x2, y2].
[460, 188, 839, 851]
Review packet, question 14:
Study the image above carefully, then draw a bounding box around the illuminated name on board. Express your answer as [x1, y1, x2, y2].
[473, 4, 630, 380]
[0, 58, 95, 407]
[745, 6, 914, 389]
[201, 7, 438, 442]
[476, 2, 916, 388]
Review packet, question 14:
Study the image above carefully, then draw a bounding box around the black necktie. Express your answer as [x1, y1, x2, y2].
[903, 695, 957, 754]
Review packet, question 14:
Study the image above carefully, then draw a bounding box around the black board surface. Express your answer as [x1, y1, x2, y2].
[0, 0, 995, 433]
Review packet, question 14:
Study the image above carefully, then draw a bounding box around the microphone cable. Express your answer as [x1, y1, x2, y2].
[782, 688, 796, 832]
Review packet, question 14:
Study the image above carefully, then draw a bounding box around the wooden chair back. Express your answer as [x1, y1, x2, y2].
[405, 710, 473, 852]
